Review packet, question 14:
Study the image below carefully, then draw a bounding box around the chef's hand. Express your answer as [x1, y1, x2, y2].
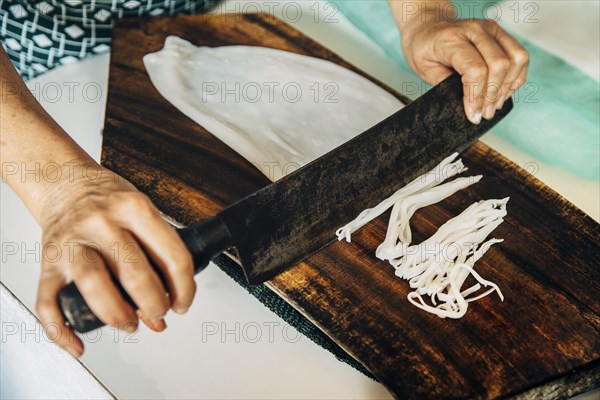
[389, 1, 529, 124]
[36, 165, 195, 357]
[1, 47, 195, 357]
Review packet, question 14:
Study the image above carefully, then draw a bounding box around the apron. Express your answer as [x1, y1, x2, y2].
[0, 0, 218, 79]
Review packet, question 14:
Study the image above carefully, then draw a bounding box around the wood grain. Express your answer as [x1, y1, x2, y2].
[102, 13, 600, 399]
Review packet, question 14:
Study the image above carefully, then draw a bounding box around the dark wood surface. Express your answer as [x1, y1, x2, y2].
[102, 14, 600, 399]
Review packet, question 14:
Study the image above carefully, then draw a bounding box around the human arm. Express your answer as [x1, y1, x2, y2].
[0, 47, 196, 356]
[388, 0, 529, 123]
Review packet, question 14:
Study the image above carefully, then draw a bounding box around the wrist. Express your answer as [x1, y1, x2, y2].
[35, 161, 114, 225]
[1, 48, 112, 225]
[8, 156, 103, 225]
[1, 105, 100, 222]
[391, 1, 457, 43]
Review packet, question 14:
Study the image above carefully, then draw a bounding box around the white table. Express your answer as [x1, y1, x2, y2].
[1, 1, 598, 398]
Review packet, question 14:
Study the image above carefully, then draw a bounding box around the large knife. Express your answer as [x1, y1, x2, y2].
[59, 73, 512, 332]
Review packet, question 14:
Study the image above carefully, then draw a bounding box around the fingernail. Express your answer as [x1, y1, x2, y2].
[471, 111, 482, 125]
[148, 317, 167, 331]
[155, 318, 167, 331]
[483, 105, 495, 120]
[173, 305, 189, 315]
[125, 321, 138, 333]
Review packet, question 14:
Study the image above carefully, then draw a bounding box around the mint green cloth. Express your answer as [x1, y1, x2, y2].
[329, 0, 600, 179]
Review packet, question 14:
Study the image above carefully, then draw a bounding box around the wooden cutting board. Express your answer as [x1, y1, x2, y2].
[102, 13, 600, 399]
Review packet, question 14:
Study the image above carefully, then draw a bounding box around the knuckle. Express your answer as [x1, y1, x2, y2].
[104, 311, 134, 328]
[171, 250, 194, 273]
[489, 59, 510, 76]
[82, 212, 113, 232]
[74, 268, 101, 291]
[483, 19, 498, 29]
[120, 264, 148, 290]
[465, 19, 485, 32]
[513, 48, 530, 65]
[120, 191, 155, 213]
[444, 27, 463, 40]
[465, 62, 488, 81]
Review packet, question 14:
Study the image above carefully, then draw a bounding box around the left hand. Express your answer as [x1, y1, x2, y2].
[396, 15, 529, 124]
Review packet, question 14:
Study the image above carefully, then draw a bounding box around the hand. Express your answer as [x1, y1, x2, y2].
[397, 14, 529, 124]
[35, 164, 195, 356]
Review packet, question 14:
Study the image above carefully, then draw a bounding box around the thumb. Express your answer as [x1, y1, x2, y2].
[420, 65, 454, 87]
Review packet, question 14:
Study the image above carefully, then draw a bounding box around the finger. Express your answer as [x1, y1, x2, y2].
[420, 64, 454, 87]
[101, 229, 171, 319]
[36, 267, 84, 357]
[510, 65, 529, 99]
[467, 24, 510, 120]
[116, 195, 196, 314]
[70, 245, 138, 332]
[499, 63, 528, 107]
[137, 310, 167, 332]
[491, 25, 530, 107]
[443, 40, 488, 124]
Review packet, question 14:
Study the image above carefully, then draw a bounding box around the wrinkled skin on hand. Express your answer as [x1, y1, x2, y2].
[36, 165, 196, 356]
[400, 17, 529, 124]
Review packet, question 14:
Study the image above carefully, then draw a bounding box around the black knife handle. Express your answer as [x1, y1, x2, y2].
[57, 216, 232, 333]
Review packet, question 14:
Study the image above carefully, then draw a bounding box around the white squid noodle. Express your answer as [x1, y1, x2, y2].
[335, 152, 470, 243]
[336, 158, 507, 319]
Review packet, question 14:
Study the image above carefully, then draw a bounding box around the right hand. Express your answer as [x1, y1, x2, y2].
[36, 164, 196, 357]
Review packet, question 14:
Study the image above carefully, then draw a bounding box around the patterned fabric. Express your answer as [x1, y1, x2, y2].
[0, 0, 219, 80]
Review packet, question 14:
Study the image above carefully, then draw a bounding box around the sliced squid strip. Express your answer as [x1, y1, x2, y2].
[394, 203, 506, 280]
[376, 175, 482, 259]
[336, 153, 468, 242]
[456, 264, 505, 302]
[460, 283, 482, 298]
[454, 238, 504, 289]
[345, 188, 508, 318]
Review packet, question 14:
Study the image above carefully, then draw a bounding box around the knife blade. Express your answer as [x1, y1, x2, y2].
[59, 73, 512, 332]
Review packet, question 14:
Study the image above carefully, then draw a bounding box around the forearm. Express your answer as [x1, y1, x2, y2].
[0, 47, 97, 222]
